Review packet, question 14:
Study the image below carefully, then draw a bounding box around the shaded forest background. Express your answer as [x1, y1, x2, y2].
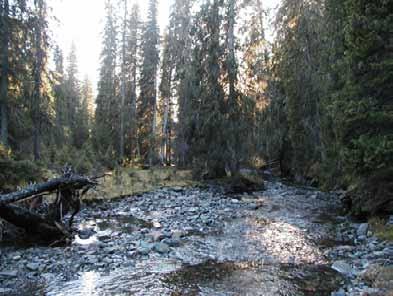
[0, 0, 392, 216]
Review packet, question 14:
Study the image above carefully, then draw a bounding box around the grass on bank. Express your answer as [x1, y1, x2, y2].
[369, 217, 393, 242]
[84, 167, 196, 200]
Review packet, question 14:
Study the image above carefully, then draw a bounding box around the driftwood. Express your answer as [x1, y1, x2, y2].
[0, 173, 101, 244]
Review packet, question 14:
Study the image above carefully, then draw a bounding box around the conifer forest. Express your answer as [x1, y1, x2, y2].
[0, 1, 392, 295]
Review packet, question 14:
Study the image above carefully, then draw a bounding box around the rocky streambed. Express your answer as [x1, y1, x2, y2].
[0, 181, 392, 295]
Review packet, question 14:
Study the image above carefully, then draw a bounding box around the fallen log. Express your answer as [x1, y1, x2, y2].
[0, 204, 67, 241]
[0, 173, 100, 244]
[0, 175, 97, 205]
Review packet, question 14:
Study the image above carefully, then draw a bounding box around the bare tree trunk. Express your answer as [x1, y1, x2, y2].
[0, 0, 9, 147]
[161, 64, 173, 165]
[150, 94, 157, 167]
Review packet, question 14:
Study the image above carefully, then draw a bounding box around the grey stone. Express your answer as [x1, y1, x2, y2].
[332, 260, 353, 276]
[146, 230, 165, 242]
[0, 288, 12, 294]
[0, 271, 18, 278]
[26, 263, 40, 271]
[153, 242, 170, 254]
[357, 223, 369, 237]
[331, 289, 346, 296]
[104, 247, 118, 254]
[86, 256, 98, 264]
[172, 230, 185, 240]
[78, 229, 96, 239]
[387, 215, 393, 226]
[137, 241, 153, 255]
[162, 238, 180, 247]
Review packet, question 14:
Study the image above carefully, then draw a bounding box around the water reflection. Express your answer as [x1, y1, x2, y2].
[80, 271, 100, 296]
[47, 271, 100, 296]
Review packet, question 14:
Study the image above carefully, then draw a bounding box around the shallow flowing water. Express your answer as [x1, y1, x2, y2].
[1, 182, 348, 295]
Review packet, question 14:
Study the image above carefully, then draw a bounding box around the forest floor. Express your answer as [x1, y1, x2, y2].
[0, 180, 393, 295]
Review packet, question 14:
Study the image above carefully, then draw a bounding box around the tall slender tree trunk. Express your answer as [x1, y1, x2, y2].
[0, 0, 9, 147]
[131, 68, 137, 161]
[150, 93, 157, 167]
[161, 64, 173, 165]
[226, 0, 239, 175]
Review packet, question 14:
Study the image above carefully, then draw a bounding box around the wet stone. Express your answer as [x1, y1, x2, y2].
[332, 261, 353, 276]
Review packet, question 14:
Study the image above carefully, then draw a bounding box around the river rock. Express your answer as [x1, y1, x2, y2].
[137, 241, 153, 255]
[357, 223, 369, 237]
[332, 260, 353, 276]
[0, 270, 18, 278]
[78, 229, 96, 239]
[153, 242, 170, 254]
[147, 230, 165, 242]
[161, 238, 180, 247]
[26, 263, 40, 271]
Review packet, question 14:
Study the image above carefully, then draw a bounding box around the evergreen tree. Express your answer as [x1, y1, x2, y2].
[330, 0, 393, 214]
[31, 0, 50, 160]
[73, 75, 91, 149]
[124, 3, 140, 161]
[138, 0, 159, 166]
[53, 45, 67, 146]
[159, 31, 174, 165]
[188, 0, 227, 178]
[119, 0, 127, 161]
[64, 43, 81, 145]
[269, 0, 325, 181]
[0, 0, 10, 147]
[170, 0, 193, 167]
[81, 75, 95, 129]
[94, 0, 118, 159]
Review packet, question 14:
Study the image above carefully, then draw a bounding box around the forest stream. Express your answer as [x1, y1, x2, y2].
[1, 181, 392, 295]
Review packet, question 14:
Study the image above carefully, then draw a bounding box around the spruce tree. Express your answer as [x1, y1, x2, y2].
[94, 0, 118, 159]
[31, 0, 50, 160]
[124, 3, 140, 161]
[170, 0, 193, 167]
[0, 0, 10, 147]
[138, 0, 159, 166]
[159, 31, 174, 165]
[65, 43, 81, 146]
[53, 45, 67, 146]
